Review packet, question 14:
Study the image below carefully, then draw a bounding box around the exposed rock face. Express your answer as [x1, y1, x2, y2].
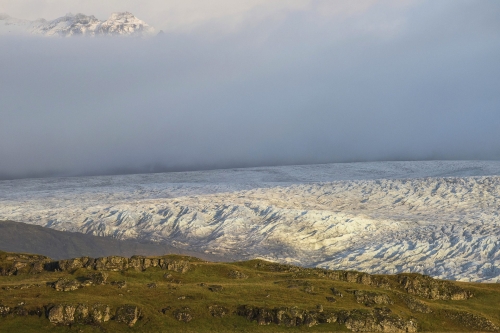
[237, 305, 334, 327]
[398, 274, 472, 300]
[320, 270, 391, 288]
[54, 255, 190, 273]
[209, 305, 230, 317]
[443, 310, 499, 332]
[46, 303, 112, 325]
[348, 290, 393, 306]
[115, 305, 141, 327]
[47, 304, 76, 325]
[237, 305, 417, 332]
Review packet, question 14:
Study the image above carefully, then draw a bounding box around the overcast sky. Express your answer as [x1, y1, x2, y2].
[1, 0, 499, 179]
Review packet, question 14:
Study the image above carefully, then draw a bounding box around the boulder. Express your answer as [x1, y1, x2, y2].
[51, 278, 81, 292]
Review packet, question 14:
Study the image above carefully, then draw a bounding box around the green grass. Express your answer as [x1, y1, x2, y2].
[1, 253, 500, 332]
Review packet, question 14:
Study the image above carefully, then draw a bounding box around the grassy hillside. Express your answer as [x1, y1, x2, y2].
[0, 250, 499, 332]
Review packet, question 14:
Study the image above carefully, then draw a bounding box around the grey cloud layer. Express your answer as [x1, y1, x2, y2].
[1, 0, 499, 179]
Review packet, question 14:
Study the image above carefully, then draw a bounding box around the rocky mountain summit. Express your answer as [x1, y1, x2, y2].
[0, 12, 154, 36]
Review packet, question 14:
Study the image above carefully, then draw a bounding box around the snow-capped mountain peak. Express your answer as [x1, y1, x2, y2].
[0, 12, 155, 37]
[97, 12, 155, 36]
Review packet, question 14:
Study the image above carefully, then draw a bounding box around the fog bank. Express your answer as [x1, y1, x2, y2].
[1, 0, 499, 180]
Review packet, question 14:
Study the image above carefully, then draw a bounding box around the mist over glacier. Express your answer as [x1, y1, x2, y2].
[1, 0, 500, 180]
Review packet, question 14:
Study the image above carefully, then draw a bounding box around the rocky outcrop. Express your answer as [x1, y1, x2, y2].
[347, 290, 393, 306]
[443, 310, 499, 332]
[115, 305, 141, 327]
[47, 304, 77, 325]
[0, 303, 136, 326]
[228, 270, 248, 279]
[338, 308, 418, 333]
[174, 307, 193, 322]
[397, 294, 432, 313]
[46, 303, 112, 325]
[51, 278, 82, 292]
[237, 305, 326, 327]
[0, 253, 51, 276]
[209, 305, 230, 317]
[53, 255, 190, 273]
[331, 287, 344, 297]
[397, 274, 472, 300]
[87, 272, 108, 285]
[237, 305, 417, 332]
[259, 263, 472, 302]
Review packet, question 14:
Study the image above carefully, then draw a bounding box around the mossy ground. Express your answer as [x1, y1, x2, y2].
[1, 253, 500, 332]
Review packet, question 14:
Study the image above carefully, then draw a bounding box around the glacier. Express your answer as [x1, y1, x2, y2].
[1, 161, 500, 282]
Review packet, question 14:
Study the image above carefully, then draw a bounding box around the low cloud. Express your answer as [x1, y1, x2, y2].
[1, 0, 499, 179]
